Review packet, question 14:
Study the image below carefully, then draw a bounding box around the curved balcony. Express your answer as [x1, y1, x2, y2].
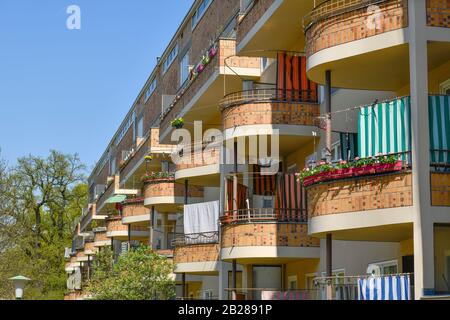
[304, 0, 415, 90]
[143, 177, 204, 213]
[93, 228, 109, 247]
[175, 145, 221, 186]
[220, 208, 320, 263]
[106, 216, 148, 241]
[75, 250, 88, 263]
[220, 88, 320, 142]
[426, 0, 450, 28]
[307, 170, 414, 240]
[121, 198, 151, 225]
[173, 232, 220, 275]
[83, 242, 97, 256]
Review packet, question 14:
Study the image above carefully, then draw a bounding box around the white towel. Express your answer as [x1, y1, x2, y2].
[183, 201, 219, 235]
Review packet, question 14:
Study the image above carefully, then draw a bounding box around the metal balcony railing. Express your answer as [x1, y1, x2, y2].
[220, 88, 318, 110]
[221, 208, 307, 224]
[173, 231, 219, 247]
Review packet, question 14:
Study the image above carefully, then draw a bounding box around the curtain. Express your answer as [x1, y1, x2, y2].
[340, 132, 359, 161]
[358, 275, 411, 301]
[275, 173, 304, 222]
[276, 53, 318, 102]
[226, 179, 248, 215]
[253, 165, 277, 196]
[429, 95, 450, 164]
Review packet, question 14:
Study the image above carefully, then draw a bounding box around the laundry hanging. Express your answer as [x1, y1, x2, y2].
[183, 200, 219, 235]
[358, 275, 411, 301]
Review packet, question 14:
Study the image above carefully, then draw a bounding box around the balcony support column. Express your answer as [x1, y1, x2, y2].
[232, 259, 237, 300]
[408, 0, 434, 299]
[182, 273, 186, 300]
[149, 206, 155, 250]
[325, 70, 332, 163]
[127, 224, 131, 251]
[326, 233, 332, 300]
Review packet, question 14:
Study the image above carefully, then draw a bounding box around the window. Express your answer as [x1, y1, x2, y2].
[137, 117, 143, 139]
[331, 141, 341, 162]
[240, 0, 254, 14]
[144, 78, 157, 102]
[162, 44, 179, 74]
[261, 58, 272, 72]
[440, 79, 450, 95]
[288, 276, 298, 290]
[115, 111, 135, 146]
[180, 51, 190, 87]
[191, 0, 213, 30]
[368, 260, 398, 276]
[110, 156, 116, 175]
[227, 271, 243, 299]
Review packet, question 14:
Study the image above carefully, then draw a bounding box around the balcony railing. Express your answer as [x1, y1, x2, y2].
[426, 0, 450, 28]
[225, 288, 320, 301]
[313, 274, 414, 300]
[221, 208, 307, 224]
[220, 88, 318, 110]
[173, 231, 219, 247]
[304, 0, 408, 56]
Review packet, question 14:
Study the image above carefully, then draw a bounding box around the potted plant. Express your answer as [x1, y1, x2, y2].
[202, 54, 210, 65]
[353, 157, 376, 177]
[314, 162, 334, 183]
[331, 160, 353, 180]
[171, 117, 185, 129]
[197, 63, 205, 74]
[209, 45, 218, 59]
[375, 154, 403, 173]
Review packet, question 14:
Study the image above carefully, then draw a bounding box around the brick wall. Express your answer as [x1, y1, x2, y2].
[222, 102, 319, 129]
[236, 0, 276, 47]
[221, 223, 320, 248]
[122, 202, 150, 218]
[431, 172, 450, 206]
[427, 0, 450, 27]
[94, 231, 108, 242]
[306, 0, 408, 56]
[176, 146, 220, 171]
[307, 172, 413, 218]
[144, 180, 204, 198]
[174, 243, 220, 264]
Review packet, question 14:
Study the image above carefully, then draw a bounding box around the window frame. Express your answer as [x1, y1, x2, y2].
[191, 0, 213, 30]
[162, 44, 179, 75]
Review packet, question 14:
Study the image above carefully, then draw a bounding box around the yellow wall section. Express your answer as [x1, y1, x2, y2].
[285, 259, 320, 290]
[285, 141, 316, 171]
[397, 59, 450, 95]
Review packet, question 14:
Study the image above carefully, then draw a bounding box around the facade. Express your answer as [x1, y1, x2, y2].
[65, 0, 450, 300]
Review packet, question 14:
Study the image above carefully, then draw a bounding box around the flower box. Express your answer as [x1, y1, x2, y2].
[315, 171, 332, 183]
[353, 165, 376, 177]
[375, 160, 403, 174]
[330, 168, 353, 180]
[303, 176, 316, 187]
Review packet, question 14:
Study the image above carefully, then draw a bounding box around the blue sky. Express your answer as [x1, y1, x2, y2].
[0, 0, 193, 172]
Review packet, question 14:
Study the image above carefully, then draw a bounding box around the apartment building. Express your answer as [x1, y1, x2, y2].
[65, 0, 450, 301]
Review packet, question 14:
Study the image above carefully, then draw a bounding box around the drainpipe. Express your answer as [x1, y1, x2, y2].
[325, 70, 332, 163]
[326, 233, 333, 300]
[232, 259, 237, 300]
[127, 224, 131, 251]
[149, 206, 155, 249]
[183, 180, 189, 299]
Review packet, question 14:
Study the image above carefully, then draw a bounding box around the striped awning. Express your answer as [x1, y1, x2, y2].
[358, 95, 450, 164]
[429, 95, 450, 164]
[358, 97, 411, 159]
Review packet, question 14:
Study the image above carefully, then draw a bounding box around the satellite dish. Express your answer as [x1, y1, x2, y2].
[367, 264, 381, 276]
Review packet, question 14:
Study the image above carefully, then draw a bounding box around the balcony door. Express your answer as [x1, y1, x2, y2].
[253, 265, 282, 300]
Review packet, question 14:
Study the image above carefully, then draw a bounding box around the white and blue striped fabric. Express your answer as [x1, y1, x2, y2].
[358, 275, 411, 301]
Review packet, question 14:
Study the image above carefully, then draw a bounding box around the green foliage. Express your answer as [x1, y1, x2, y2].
[87, 246, 176, 300]
[0, 150, 87, 300]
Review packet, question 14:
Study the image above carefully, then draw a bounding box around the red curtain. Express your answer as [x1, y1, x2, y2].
[277, 53, 318, 102]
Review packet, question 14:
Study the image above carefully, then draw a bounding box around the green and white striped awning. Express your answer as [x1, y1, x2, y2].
[429, 95, 450, 164]
[358, 95, 450, 164]
[358, 97, 411, 159]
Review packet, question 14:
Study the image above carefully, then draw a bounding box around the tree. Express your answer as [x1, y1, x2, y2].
[87, 246, 176, 300]
[0, 150, 87, 300]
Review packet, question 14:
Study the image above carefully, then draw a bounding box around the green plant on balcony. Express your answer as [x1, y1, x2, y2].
[171, 117, 185, 129]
